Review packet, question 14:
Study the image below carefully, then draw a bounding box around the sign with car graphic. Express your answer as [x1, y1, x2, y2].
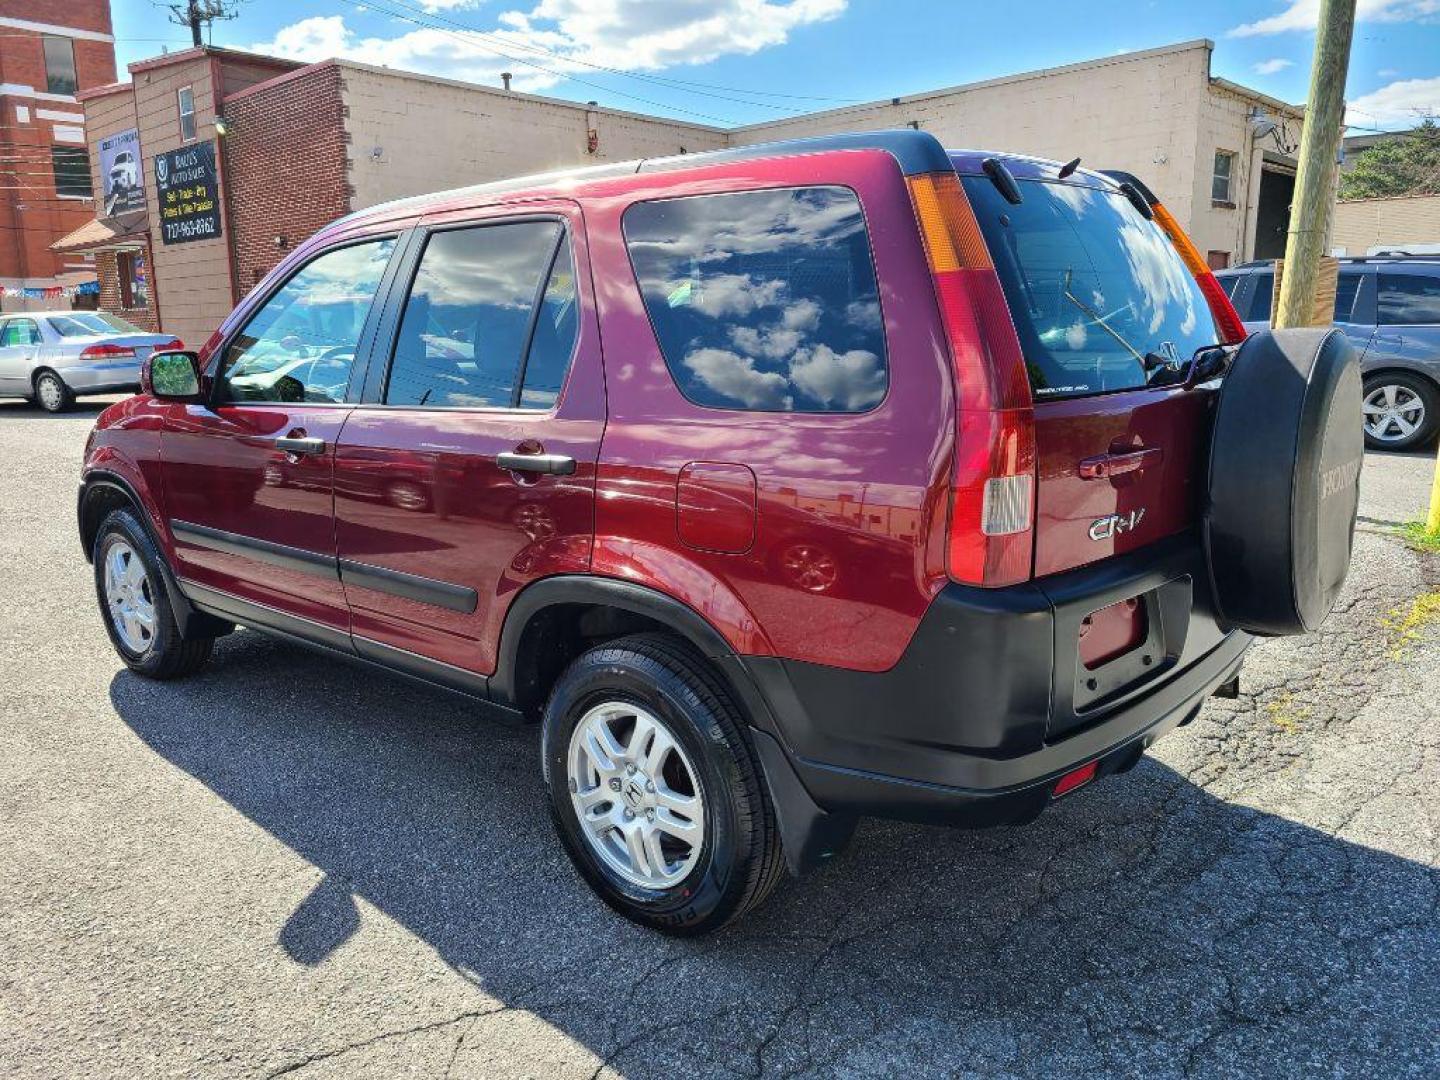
[98, 128, 143, 217]
[154, 141, 222, 245]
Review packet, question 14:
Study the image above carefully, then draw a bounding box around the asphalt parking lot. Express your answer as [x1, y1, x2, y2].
[2, 396, 1437, 1079]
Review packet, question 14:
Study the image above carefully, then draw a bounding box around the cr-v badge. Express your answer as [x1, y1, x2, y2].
[1089, 508, 1146, 541]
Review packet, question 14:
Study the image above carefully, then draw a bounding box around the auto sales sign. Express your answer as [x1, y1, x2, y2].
[154, 141, 222, 245]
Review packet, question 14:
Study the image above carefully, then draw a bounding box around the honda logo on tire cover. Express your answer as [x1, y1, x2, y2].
[1089, 508, 1146, 542]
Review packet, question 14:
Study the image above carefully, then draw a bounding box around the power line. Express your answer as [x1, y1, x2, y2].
[330, 0, 834, 124]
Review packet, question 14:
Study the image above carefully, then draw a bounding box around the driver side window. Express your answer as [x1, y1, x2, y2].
[220, 238, 395, 404]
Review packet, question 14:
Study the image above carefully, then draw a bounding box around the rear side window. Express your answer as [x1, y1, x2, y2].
[386, 221, 575, 410]
[1333, 272, 1363, 322]
[1247, 273, 1275, 323]
[624, 186, 887, 413]
[963, 177, 1221, 398]
[1378, 273, 1440, 325]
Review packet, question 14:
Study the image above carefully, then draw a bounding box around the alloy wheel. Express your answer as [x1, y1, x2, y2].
[103, 540, 157, 654]
[566, 700, 705, 889]
[1362, 383, 1426, 444]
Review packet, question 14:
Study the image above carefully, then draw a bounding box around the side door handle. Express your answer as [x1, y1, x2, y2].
[1078, 447, 1162, 480]
[496, 451, 576, 475]
[276, 435, 326, 456]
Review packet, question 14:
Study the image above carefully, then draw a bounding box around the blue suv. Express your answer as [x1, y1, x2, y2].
[1216, 257, 1440, 450]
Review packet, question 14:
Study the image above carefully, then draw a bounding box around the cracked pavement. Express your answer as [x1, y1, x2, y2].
[1, 399, 1437, 1078]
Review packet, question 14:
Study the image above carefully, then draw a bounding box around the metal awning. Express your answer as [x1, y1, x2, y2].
[50, 212, 148, 254]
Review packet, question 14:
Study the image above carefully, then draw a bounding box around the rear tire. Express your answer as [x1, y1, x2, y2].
[33, 370, 73, 413]
[541, 633, 784, 935]
[93, 508, 212, 679]
[1362, 372, 1438, 452]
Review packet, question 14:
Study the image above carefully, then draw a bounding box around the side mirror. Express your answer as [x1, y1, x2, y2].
[142, 350, 202, 400]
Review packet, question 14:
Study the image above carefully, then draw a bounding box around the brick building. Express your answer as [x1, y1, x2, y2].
[0, 0, 116, 309]
[61, 38, 1303, 343]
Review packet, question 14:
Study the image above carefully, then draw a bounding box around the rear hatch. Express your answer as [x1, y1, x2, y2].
[959, 169, 1228, 578]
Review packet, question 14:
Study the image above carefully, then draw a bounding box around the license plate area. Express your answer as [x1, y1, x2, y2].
[1069, 577, 1192, 716]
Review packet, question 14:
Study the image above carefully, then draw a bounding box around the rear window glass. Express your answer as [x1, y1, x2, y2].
[624, 186, 887, 413]
[963, 176, 1222, 398]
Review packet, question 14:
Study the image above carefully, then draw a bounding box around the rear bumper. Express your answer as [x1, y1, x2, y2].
[57, 360, 141, 392]
[742, 533, 1250, 835]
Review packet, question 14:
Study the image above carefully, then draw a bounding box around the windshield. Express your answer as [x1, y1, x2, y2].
[962, 176, 1221, 398]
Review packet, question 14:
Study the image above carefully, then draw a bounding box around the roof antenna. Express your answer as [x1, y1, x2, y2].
[1058, 157, 1081, 179]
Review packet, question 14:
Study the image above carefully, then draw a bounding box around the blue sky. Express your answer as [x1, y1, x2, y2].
[109, 0, 1440, 132]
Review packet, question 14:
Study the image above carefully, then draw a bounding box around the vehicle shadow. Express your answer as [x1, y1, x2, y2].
[108, 629, 1437, 1076]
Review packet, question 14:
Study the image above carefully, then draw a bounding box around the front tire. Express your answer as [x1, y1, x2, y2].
[93, 508, 212, 679]
[1362, 372, 1438, 451]
[33, 370, 73, 413]
[541, 634, 784, 935]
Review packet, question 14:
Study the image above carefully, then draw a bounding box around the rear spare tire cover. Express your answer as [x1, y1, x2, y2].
[1205, 327, 1363, 636]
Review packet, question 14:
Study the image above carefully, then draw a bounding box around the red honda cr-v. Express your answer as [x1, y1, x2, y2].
[79, 131, 1361, 934]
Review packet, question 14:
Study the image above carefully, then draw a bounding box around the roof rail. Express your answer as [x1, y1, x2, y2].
[639, 129, 955, 178]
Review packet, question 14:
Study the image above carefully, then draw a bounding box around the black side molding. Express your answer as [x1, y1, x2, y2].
[171, 519, 337, 579]
[339, 558, 478, 614]
[171, 519, 478, 615]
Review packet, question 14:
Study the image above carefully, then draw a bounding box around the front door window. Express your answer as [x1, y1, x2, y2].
[219, 239, 395, 405]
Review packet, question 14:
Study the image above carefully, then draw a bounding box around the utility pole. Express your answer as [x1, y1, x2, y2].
[160, 0, 242, 49]
[1273, 0, 1356, 330]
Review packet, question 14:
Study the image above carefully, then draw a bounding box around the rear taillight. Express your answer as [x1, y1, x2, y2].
[79, 343, 136, 360]
[1149, 201, 1247, 345]
[156, 338, 184, 352]
[908, 171, 1035, 587]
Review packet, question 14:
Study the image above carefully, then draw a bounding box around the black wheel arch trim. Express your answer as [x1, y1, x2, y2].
[491, 574, 843, 874]
[78, 473, 231, 641]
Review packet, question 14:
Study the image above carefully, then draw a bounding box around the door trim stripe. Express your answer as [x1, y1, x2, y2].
[171, 519, 479, 615]
[339, 558, 479, 614]
[171, 519, 338, 579]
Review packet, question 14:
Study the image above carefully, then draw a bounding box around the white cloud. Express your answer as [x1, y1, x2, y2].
[683, 348, 792, 409]
[251, 0, 846, 94]
[789, 345, 885, 410]
[1229, 0, 1440, 37]
[1346, 76, 1440, 127]
[1252, 58, 1294, 75]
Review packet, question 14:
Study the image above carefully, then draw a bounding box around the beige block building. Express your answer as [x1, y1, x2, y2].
[733, 39, 1304, 267]
[1331, 194, 1440, 255]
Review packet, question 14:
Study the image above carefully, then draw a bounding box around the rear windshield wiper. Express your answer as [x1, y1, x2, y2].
[1061, 268, 1148, 372]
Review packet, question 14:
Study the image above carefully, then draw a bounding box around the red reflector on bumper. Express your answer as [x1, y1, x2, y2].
[1053, 760, 1098, 798]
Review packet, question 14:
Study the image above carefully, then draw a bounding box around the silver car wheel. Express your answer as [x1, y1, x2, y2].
[103, 540, 157, 654]
[1362, 383, 1426, 444]
[36, 373, 66, 412]
[566, 701, 705, 889]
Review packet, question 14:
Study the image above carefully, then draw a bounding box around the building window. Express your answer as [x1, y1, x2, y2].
[51, 146, 93, 199]
[42, 36, 77, 96]
[1207, 250, 1230, 270]
[1212, 150, 1235, 204]
[118, 251, 149, 309]
[178, 87, 197, 142]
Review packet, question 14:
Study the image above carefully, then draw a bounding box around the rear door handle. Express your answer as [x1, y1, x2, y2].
[276, 435, 326, 456]
[496, 451, 576, 475]
[1078, 447, 1162, 479]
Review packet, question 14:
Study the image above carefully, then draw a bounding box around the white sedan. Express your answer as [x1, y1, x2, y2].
[0, 311, 182, 413]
